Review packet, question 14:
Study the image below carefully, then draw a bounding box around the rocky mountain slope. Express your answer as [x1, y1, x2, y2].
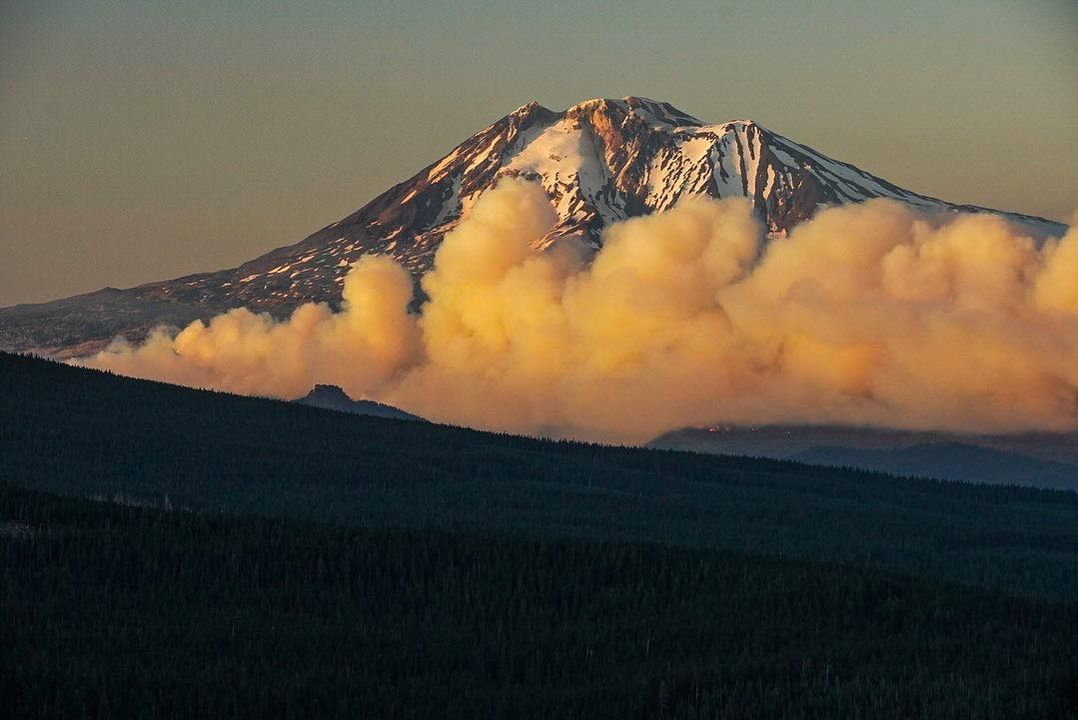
[1, 96, 1066, 357]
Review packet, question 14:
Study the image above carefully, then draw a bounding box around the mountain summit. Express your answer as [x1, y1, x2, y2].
[0, 97, 1066, 357]
[295, 384, 425, 423]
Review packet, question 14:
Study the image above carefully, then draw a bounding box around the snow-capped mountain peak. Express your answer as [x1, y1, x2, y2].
[0, 97, 1066, 357]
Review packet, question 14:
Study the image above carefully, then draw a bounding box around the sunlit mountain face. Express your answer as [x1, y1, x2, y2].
[0, 97, 1064, 358]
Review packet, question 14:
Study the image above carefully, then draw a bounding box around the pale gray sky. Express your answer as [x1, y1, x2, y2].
[2, 0, 1075, 306]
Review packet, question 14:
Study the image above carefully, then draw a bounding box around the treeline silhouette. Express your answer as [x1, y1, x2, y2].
[2, 483, 1076, 720]
[2, 352, 1077, 600]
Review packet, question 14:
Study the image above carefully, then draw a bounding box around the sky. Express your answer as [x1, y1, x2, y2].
[1, 0, 1075, 307]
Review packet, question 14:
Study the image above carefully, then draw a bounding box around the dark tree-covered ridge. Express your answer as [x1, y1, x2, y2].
[2, 483, 1076, 720]
[2, 351, 1077, 601]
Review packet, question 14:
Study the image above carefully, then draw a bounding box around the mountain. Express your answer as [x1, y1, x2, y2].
[649, 425, 1078, 491]
[294, 383, 425, 422]
[0, 96, 1067, 357]
[793, 442, 1078, 492]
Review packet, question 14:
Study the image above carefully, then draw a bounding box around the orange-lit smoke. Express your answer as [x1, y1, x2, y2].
[87, 180, 1078, 442]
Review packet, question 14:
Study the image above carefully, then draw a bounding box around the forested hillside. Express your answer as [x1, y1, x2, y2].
[3, 352, 1078, 717]
[3, 484, 1075, 720]
[2, 352, 1078, 601]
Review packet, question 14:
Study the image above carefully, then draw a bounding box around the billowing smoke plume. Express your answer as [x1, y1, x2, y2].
[87, 180, 1078, 442]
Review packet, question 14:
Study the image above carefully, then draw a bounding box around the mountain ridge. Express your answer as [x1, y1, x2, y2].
[649, 424, 1078, 491]
[0, 96, 1067, 357]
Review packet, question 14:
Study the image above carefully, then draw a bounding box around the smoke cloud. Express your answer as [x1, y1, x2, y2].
[87, 180, 1078, 443]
